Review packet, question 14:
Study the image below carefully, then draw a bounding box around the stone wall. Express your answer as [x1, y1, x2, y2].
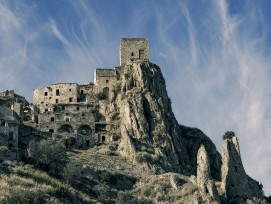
[120, 38, 149, 66]
[34, 83, 82, 113]
[94, 69, 117, 100]
[0, 106, 19, 159]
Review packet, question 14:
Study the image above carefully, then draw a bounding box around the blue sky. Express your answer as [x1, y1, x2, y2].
[0, 0, 271, 195]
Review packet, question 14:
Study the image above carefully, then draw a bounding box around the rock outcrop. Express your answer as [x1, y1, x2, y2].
[181, 126, 222, 180]
[197, 144, 220, 203]
[221, 133, 265, 203]
[112, 62, 193, 174]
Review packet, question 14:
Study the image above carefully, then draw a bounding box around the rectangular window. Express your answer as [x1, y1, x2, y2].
[44, 92, 48, 96]
[81, 90, 84, 94]
[77, 107, 80, 111]
[69, 89, 72, 92]
[45, 108, 48, 112]
[106, 80, 109, 83]
[51, 117, 54, 122]
[69, 98, 73, 102]
[139, 49, 144, 59]
[9, 132, 14, 140]
[0, 119, 5, 126]
[56, 99, 58, 103]
[56, 89, 60, 96]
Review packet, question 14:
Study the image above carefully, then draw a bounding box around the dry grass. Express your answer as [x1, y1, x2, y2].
[0, 162, 97, 203]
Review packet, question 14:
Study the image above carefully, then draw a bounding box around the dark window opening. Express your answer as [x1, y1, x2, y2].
[46, 104, 48, 106]
[44, 92, 48, 96]
[56, 89, 60, 96]
[45, 108, 48, 112]
[9, 132, 14, 140]
[77, 107, 80, 111]
[66, 113, 69, 116]
[69, 89, 71, 92]
[81, 90, 84, 94]
[0, 119, 5, 126]
[49, 129, 54, 133]
[131, 52, 134, 57]
[102, 136, 106, 142]
[8, 143, 13, 149]
[106, 80, 109, 83]
[51, 117, 54, 122]
[56, 99, 58, 103]
[69, 98, 73, 102]
[86, 140, 90, 147]
[82, 113, 85, 116]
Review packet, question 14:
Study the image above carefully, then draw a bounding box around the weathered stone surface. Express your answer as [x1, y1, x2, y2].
[221, 134, 265, 203]
[197, 144, 220, 204]
[181, 126, 222, 180]
[114, 62, 193, 174]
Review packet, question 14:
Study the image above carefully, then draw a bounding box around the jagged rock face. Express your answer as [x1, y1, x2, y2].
[197, 145, 220, 204]
[197, 145, 211, 193]
[221, 136, 264, 203]
[181, 126, 222, 180]
[114, 62, 193, 174]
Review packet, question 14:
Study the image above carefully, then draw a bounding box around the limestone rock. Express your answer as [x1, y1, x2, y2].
[113, 62, 193, 174]
[221, 133, 265, 203]
[181, 126, 222, 180]
[197, 144, 220, 204]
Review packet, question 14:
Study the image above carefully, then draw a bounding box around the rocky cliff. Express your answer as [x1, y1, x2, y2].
[102, 61, 268, 203]
[0, 61, 269, 203]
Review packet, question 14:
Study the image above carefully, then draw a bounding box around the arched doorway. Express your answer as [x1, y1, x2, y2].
[103, 87, 109, 99]
[58, 124, 74, 133]
[77, 125, 92, 136]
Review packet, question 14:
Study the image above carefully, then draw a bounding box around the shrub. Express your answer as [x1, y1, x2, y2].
[0, 145, 8, 152]
[2, 189, 48, 204]
[28, 139, 69, 175]
[223, 131, 235, 140]
[96, 92, 107, 100]
[135, 152, 160, 164]
[116, 191, 153, 204]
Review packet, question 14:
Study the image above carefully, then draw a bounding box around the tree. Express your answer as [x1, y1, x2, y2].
[28, 139, 69, 175]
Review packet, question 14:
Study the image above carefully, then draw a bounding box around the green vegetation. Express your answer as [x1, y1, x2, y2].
[2, 189, 47, 204]
[116, 191, 153, 204]
[135, 152, 161, 164]
[223, 131, 235, 140]
[96, 92, 107, 100]
[28, 139, 68, 175]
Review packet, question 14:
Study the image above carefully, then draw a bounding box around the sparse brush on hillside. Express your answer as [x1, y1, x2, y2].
[27, 139, 69, 176]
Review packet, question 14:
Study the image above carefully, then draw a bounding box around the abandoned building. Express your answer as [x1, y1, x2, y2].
[0, 106, 20, 161]
[28, 38, 149, 148]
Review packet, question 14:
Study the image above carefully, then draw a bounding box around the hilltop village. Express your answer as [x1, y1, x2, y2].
[0, 38, 269, 203]
[0, 38, 149, 159]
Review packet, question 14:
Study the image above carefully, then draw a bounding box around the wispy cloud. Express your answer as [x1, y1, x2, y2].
[0, 0, 270, 195]
[153, 0, 271, 194]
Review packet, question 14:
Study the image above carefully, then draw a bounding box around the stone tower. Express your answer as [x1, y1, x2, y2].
[120, 38, 149, 66]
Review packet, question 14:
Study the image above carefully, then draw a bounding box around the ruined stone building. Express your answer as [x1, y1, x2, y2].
[0, 90, 25, 161]
[31, 38, 149, 149]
